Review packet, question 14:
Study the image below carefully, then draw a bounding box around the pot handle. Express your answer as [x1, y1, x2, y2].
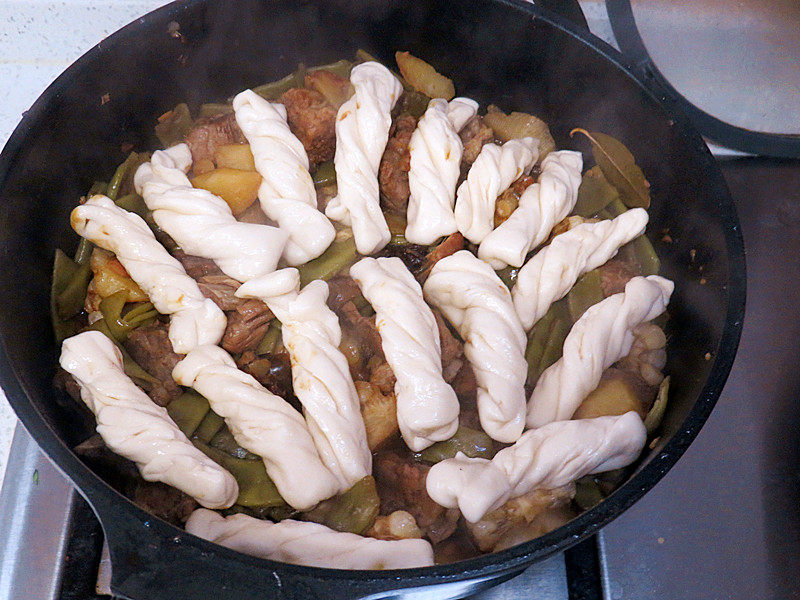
[89, 498, 522, 600]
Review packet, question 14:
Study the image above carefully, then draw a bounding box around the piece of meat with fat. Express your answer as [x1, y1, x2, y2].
[172, 249, 224, 280]
[418, 232, 464, 282]
[123, 321, 183, 406]
[459, 114, 494, 167]
[196, 274, 243, 312]
[237, 350, 298, 407]
[185, 112, 246, 165]
[379, 113, 417, 212]
[598, 257, 639, 297]
[279, 87, 337, 167]
[221, 299, 274, 355]
[374, 451, 460, 544]
[326, 276, 362, 312]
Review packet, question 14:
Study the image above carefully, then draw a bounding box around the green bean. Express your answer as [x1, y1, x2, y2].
[155, 103, 192, 148]
[297, 235, 359, 287]
[255, 321, 282, 355]
[312, 161, 336, 187]
[51, 250, 80, 343]
[306, 476, 380, 535]
[209, 426, 260, 460]
[308, 59, 354, 79]
[193, 410, 225, 443]
[416, 426, 494, 464]
[398, 90, 430, 119]
[166, 390, 210, 437]
[107, 153, 140, 201]
[253, 64, 306, 101]
[115, 193, 149, 219]
[599, 197, 627, 219]
[355, 49, 381, 64]
[566, 269, 604, 323]
[123, 301, 158, 324]
[574, 476, 604, 510]
[526, 300, 570, 384]
[55, 263, 92, 321]
[88, 319, 161, 386]
[87, 181, 108, 197]
[525, 307, 555, 385]
[193, 439, 285, 508]
[630, 234, 661, 276]
[537, 315, 570, 377]
[644, 376, 670, 435]
[199, 102, 234, 118]
[73, 238, 94, 266]
[573, 166, 619, 218]
[98, 292, 158, 341]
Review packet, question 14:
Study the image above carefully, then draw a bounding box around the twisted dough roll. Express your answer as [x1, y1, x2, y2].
[426, 412, 647, 522]
[478, 150, 583, 269]
[186, 509, 434, 569]
[325, 62, 403, 255]
[134, 144, 287, 282]
[172, 344, 340, 510]
[527, 275, 674, 428]
[512, 208, 649, 330]
[453, 138, 539, 244]
[423, 250, 527, 443]
[233, 90, 335, 265]
[350, 257, 460, 451]
[61, 332, 238, 509]
[236, 269, 371, 490]
[405, 97, 479, 245]
[70, 195, 225, 353]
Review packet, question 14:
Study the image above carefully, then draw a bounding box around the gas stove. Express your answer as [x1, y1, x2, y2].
[1, 2, 799, 599]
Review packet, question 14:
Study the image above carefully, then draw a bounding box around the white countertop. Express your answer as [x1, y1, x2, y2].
[0, 0, 170, 490]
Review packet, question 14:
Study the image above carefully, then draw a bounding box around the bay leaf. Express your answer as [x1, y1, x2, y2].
[573, 165, 619, 217]
[571, 128, 651, 209]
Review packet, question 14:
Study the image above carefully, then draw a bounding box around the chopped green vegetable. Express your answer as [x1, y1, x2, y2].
[32, 469, 39, 485]
[55, 263, 92, 321]
[107, 152, 147, 201]
[87, 181, 108, 197]
[51, 250, 81, 342]
[98, 291, 158, 342]
[496, 266, 520, 288]
[525, 299, 569, 384]
[397, 90, 431, 119]
[193, 439, 285, 508]
[307, 58, 354, 79]
[570, 129, 651, 209]
[209, 426, 260, 460]
[566, 269, 603, 322]
[297, 235, 359, 287]
[166, 390, 210, 438]
[574, 476, 604, 510]
[115, 193, 149, 219]
[573, 166, 619, 217]
[155, 103, 192, 148]
[415, 426, 494, 463]
[537, 315, 570, 379]
[199, 103, 234, 118]
[644, 376, 670, 435]
[73, 238, 94, 266]
[253, 65, 306, 101]
[312, 161, 336, 187]
[192, 410, 225, 444]
[255, 321, 282, 355]
[305, 476, 380, 535]
[630, 234, 661, 276]
[599, 197, 627, 219]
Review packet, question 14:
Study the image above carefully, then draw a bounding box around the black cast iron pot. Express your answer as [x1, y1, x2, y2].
[0, 1, 745, 598]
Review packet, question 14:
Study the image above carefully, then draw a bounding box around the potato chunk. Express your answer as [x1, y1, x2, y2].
[355, 380, 398, 450]
[484, 105, 556, 158]
[395, 51, 455, 100]
[214, 144, 257, 171]
[191, 167, 261, 215]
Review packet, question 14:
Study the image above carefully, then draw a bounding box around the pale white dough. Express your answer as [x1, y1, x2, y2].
[70, 195, 225, 353]
[235, 269, 371, 491]
[134, 143, 287, 283]
[186, 509, 434, 569]
[233, 89, 335, 265]
[527, 275, 674, 428]
[426, 412, 647, 522]
[172, 344, 340, 510]
[60, 332, 238, 509]
[350, 257, 460, 451]
[478, 150, 583, 269]
[423, 250, 527, 443]
[325, 62, 403, 255]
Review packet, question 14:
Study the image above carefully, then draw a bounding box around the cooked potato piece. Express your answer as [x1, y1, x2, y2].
[305, 70, 354, 108]
[395, 51, 455, 100]
[484, 105, 556, 158]
[90, 248, 148, 302]
[355, 380, 398, 450]
[214, 144, 257, 171]
[191, 167, 261, 215]
[572, 370, 647, 420]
